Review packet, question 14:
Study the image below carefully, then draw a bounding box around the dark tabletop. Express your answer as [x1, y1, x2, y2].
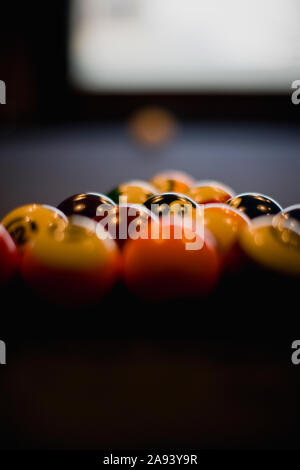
[0, 121, 299, 450]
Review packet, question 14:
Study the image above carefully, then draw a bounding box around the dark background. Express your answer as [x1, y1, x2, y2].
[0, 2, 299, 219]
[1, 1, 300, 125]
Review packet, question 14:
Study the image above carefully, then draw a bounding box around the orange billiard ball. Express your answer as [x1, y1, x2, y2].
[150, 170, 195, 194]
[123, 221, 220, 301]
[188, 180, 235, 205]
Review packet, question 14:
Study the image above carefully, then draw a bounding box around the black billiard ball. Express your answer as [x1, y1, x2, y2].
[281, 204, 300, 223]
[272, 204, 300, 241]
[227, 192, 282, 219]
[144, 192, 198, 218]
[57, 193, 116, 223]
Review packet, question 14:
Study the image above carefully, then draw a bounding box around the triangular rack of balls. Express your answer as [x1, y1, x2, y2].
[1, 171, 299, 304]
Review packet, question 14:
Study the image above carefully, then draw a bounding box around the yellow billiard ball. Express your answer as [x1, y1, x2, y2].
[21, 216, 120, 305]
[239, 215, 300, 277]
[1, 204, 68, 253]
[107, 180, 157, 205]
[203, 203, 251, 271]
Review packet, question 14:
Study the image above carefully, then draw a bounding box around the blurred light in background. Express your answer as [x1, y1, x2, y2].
[70, 0, 300, 92]
[129, 107, 177, 147]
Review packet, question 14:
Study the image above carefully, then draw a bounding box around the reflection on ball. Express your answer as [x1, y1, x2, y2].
[281, 204, 300, 224]
[107, 180, 157, 205]
[21, 216, 120, 305]
[239, 216, 300, 277]
[101, 204, 159, 248]
[228, 193, 282, 219]
[58, 192, 116, 223]
[123, 222, 220, 301]
[1, 204, 68, 253]
[150, 170, 195, 194]
[204, 203, 251, 271]
[188, 180, 235, 204]
[144, 192, 198, 218]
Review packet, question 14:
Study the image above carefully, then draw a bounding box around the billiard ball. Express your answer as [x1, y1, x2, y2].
[188, 180, 235, 204]
[239, 215, 300, 277]
[203, 203, 251, 271]
[101, 204, 159, 248]
[107, 180, 157, 205]
[228, 193, 282, 219]
[281, 204, 300, 223]
[0, 225, 19, 284]
[1, 204, 68, 253]
[144, 192, 199, 218]
[272, 205, 300, 238]
[144, 192, 204, 234]
[57, 193, 116, 223]
[123, 222, 220, 300]
[21, 216, 120, 305]
[150, 170, 195, 194]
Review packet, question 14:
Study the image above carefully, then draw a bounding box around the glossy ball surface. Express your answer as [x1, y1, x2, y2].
[58, 193, 116, 223]
[101, 204, 159, 248]
[239, 216, 300, 277]
[21, 217, 120, 305]
[107, 180, 157, 205]
[0, 225, 19, 284]
[272, 206, 300, 240]
[203, 203, 251, 271]
[188, 180, 235, 204]
[281, 204, 300, 223]
[228, 193, 282, 219]
[123, 222, 220, 301]
[1, 204, 68, 253]
[144, 192, 199, 218]
[150, 170, 195, 194]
